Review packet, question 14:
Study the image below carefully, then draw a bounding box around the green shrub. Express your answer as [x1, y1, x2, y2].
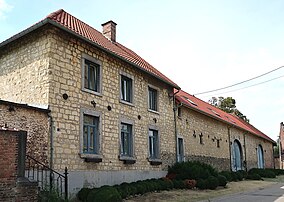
[238, 170, 248, 179]
[173, 180, 186, 189]
[270, 168, 284, 175]
[77, 187, 92, 201]
[159, 178, 174, 190]
[116, 183, 131, 199]
[230, 172, 238, 181]
[168, 161, 218, 180]
[196, 179, 207, 190]
[218, 175, 227, 187]
[249, 168, 276, 178]
[207, 176, 219, 190]
[87, 186, 122, 202]
[246, 173, 262, 180]
[219, 171, 232, 182]
[235, 171, 244, 181]
[133, 181, 147, 195]
[264, 170, 276, 178]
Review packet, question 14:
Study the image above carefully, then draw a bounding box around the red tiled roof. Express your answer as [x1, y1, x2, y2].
[44, 9, 178, 88]
[176, 90, 275, 143]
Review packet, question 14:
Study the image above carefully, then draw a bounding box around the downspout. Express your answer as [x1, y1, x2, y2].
[48, 112, 54, 169]
[243, 132, 247, 172]
[228, 126, 232, 171]
[273, 144, 275, 169]
[173, 89, 180, 163]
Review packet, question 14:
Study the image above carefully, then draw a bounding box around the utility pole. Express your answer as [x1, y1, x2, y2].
[279, 135, 282, 169]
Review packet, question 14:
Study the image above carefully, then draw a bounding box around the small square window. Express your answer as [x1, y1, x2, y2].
[149, 129, 159, 159]
[120, 123, 133, 157]
[83, 114, 99, 154]
[120, 75, 133, 103]
[148, 87, 158, 111]
[83, 58, 101, 93]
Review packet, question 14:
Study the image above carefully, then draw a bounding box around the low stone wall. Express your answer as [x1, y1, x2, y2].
[186, 155, 231, 171]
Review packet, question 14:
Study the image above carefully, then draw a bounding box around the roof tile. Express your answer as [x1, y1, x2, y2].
[44, 9, 178, 88]
[176, 90, 274, 143]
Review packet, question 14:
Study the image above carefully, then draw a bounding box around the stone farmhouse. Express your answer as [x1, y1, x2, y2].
[0, 9, 275, 193]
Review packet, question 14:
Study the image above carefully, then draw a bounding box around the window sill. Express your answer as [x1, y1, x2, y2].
[120, 100, 135, 107]
[148, 109, 159, 115]
[148, 158, 162, 165]
[80, 153, 102, 163]
[119, 155, 136, 164]
[81, 88, 102, 97]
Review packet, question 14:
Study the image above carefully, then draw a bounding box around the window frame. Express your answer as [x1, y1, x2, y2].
[119, 118, 136, 164]
[81, 54, 102, 96]
[79, 108, 102, 162]
[148, 85, 159, 112]
[120, 71, 134, 105]
[177, 136, 185, 162]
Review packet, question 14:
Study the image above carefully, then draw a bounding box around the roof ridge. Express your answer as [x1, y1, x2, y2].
[46, 9, 64, 19]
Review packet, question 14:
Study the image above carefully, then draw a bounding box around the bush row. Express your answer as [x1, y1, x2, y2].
[77, 161, 284, 201]
[248, 168, 282, 178]
[78, 178, 197, 202]
[167, 161, 227, 189]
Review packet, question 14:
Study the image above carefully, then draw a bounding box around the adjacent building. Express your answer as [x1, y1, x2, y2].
[0, 9, 276, 193]
[175, 90, 275, 171]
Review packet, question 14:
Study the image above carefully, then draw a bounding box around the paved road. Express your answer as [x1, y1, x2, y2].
[200, 183, 284, 202]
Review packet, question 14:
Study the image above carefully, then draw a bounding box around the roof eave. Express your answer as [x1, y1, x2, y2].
[0, 18, 180, 90]
[0, 18, 50, 49]
[179, 100, 275, 144]
[0, 99, 50, 113]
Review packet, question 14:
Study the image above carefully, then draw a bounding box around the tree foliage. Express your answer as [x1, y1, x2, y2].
[209, 96, 249, 122]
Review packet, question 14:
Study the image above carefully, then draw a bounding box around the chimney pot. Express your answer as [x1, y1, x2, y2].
[102, 20, 117, 42]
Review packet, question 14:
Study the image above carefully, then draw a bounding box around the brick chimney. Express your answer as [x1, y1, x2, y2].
[102, 20, 117, 42]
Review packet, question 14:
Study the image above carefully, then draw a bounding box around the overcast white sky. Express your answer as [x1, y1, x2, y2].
[1, 0, 283, 141]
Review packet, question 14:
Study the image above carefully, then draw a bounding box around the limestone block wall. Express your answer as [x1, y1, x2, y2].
[245, 133, 274, 170]
[46, 27, 176, 172]
[177, 107, 230, 171]
[0, 26, 51, 106]
[0, 102, 49, 164]
[177, 106, 274, 171]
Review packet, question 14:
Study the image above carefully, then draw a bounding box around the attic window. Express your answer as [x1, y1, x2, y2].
[183, 96, 198, 106]
[225, 116, 236, 124]
[208, 107, 220, 117]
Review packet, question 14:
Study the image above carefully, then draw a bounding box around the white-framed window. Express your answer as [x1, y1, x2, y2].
[149, 129, 159, 159]
[148, 86, 158, 111]
[81, 54, 102, 95]
[120, 74, 133, 103]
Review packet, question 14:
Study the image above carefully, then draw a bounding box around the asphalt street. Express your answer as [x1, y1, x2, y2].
[199, 183, 284, 202]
